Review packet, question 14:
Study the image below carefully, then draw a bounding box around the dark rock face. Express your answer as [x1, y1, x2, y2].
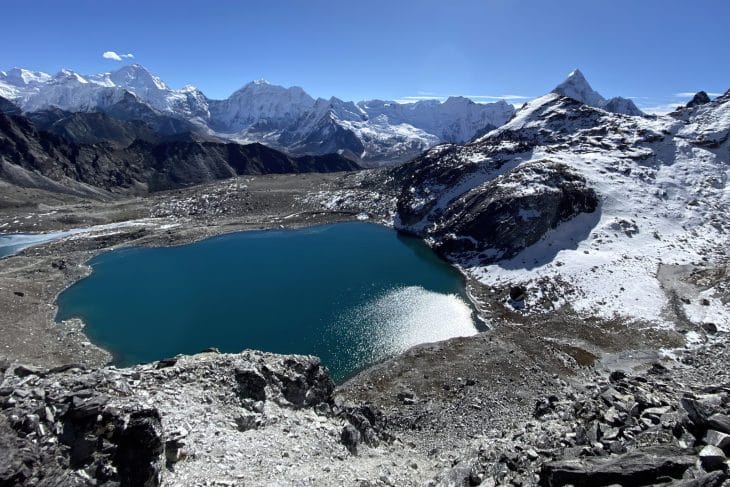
[0, 111, 359, 196]
[28, 109, 164, 148]
[102, 91, 201, 137]
[340, 424, 361, 455]
[115, 410, 164, 487]
[0, 382, 165, 486]
[425, 161, 599, 261]
[235, 367, 268, 401]
[687, 91, 712, 108]
[0, 96, 20, 116]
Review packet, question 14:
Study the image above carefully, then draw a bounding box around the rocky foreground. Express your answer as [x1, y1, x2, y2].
[2, 337, 730, 486]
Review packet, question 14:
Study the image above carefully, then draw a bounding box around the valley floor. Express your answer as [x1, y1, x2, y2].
[1, 172, 729, 485]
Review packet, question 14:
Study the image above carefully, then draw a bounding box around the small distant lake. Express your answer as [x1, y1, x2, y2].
[56, 222, 478, 381]
[0, 231, 73, 259]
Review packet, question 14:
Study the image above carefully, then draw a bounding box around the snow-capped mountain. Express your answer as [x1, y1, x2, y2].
[359, 96, 515, 143]
[0, 64, 516, 165]
[1, 65, 655, 165]
[386, 76, 728, 330]
[552, 69, 644, 116]
[208, 80, 316, 132]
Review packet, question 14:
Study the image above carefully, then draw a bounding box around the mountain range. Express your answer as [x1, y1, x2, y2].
[0, 65, 643, 166]
[0, 101, 358, 197]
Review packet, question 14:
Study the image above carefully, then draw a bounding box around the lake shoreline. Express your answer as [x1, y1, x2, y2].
[54, 222, 478, 381]
[0, 173, 366, 369]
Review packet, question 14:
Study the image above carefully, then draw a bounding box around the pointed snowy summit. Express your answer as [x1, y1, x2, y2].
[109, 64, 167, 91]
[553, 69, 606, 107]
[552, 69, 643, 116]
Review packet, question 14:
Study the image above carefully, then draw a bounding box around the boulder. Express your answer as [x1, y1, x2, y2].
[12, 365, 45, 378]
[341, 424, 361, 455]
[681, 397, 715, 426]
[165, 427, 188, 466]
[698, 445, 726, 471]
[665, 471, 728, 487]
[706, 414, 730, 435]
[539, 448, 695, 486]
[235, 414, 260, 432]
[509, 286, 527, 301]
[704, 430, 730, 451]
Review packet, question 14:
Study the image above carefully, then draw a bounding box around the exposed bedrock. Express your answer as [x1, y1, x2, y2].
[396, 159, 599, 263]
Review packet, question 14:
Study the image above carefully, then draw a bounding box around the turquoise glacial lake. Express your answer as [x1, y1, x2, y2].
[56, 222, 478, 381]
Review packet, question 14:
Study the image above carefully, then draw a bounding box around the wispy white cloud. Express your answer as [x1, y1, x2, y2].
[464, 94, 532, 100]
[399, 95, 443, 101]
[395, 93, 533, 104]
[102, 51, 134, 61]
[674, 91, 723, 98]
[640, 103, 682, 115]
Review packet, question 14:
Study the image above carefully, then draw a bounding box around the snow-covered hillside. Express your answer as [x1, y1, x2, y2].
[388, 72, 728, 330]
[0, 64, 515, 165]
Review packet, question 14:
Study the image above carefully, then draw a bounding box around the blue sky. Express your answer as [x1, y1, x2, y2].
[1, 0, 728, 112]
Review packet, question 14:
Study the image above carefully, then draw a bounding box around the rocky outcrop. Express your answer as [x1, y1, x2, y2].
[687, 91, 712, 108]
[0, 366, 165, 486]
[0, 350, 394, 486]
[396, 159, 599, 262]
[0, 96, 20, 116]
[539, 448, 696, 486]
[431, 160, 598, 259]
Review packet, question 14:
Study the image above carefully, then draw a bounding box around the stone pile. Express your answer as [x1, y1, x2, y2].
[429, 364, 730, 486]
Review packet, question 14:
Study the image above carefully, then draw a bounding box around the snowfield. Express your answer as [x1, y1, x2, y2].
[387, 73, 729, 331]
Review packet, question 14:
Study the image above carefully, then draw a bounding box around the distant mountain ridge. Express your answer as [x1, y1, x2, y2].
[0, 65, 517, 166]
[1, 65, 651, 166]
[0, 100, 358, 197]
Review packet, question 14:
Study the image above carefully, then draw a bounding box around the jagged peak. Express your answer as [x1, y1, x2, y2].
[237, 79, 307, 95]
[443, 96, 475, 107]
[110, 64, 167, 90]
[53, 69, 88, 84]
[551, 69, 644, 116]
[552, 68, 605, 107]
[686, 91, 711, 108]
